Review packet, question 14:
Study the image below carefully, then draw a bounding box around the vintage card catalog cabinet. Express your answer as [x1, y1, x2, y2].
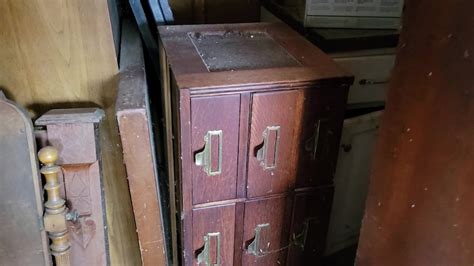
[158, 23, 353, 265]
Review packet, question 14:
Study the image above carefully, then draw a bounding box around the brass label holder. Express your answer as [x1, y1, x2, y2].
[247, 223, 270, 256]
[256, 125, 281, 170]
[195, 130, 223, 176]
[197, 232, 221, 265]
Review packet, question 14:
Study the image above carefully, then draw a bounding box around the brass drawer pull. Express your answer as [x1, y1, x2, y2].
[197, 232, 221, 265]
[247, 223, 270, 256]
[293, 217, 318, 250]
[195, 130, 223, 176]
[256, 126, 281, 170]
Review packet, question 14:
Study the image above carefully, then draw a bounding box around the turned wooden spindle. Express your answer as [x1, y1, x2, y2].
[39, 146, 71, 266]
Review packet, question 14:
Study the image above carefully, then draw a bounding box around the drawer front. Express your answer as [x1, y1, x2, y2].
[295, 88, 346, 188]
[287, 189, 333, 265]
[247, 90, 299, 198]
[192, 204, 236, 266]
[191, 95, 240, 204]
[242, 196, 293, 265]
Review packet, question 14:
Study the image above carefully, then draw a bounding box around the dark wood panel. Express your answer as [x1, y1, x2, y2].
[191, 95, 241, 204]
[247, 90, 299, 198]
[295, 87, 348, 188]
[192, 204, 236, 266]
[287, 189, 334, 265]
[242, 195, 293, 265]
[356, 0, 474, 265]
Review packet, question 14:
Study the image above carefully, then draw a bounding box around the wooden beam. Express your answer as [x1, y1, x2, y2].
[357, 0, 474, 265]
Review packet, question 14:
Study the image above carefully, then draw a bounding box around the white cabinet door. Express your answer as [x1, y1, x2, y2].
[325, 110, 383, 255]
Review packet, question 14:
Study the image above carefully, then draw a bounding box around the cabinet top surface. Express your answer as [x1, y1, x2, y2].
[158, 23, 353, 90]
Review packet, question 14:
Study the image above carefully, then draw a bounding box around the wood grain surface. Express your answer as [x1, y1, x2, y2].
[116, 19, 168, 266]
[0, 1, 140, 264]
[192, 204, 236, 265]
[191, 95, 241, 204]
[356, 1, 474, 265]
[247, 90, 299, 198]
[242, 195, 293, 265]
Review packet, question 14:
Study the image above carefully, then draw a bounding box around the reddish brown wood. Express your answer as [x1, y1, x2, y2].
[247, 90, 299, 198]
[242, 195, 293, 265]
[36, 108, 108, 266]
[191, 95, 240, 204]
[287, 189, 334, 266]
[295, 88, 348, 188]
[192, 204, 236, 265]
[356, 1, 474, 265]
[159, 23, 352, 265]
[237, 93, 251, 199]
[117, 20, 168, 266]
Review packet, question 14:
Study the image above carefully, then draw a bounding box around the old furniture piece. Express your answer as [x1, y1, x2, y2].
[36, 109, 109, 265]
[0, 93, 50, 265]
[116, 20, 169, 265]
[158, 23, 353, 265]
[356, 0, 474, 265]
[0, 92, 110, 265]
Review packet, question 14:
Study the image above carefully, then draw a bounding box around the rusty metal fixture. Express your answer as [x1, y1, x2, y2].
[39, 146, 71, 266]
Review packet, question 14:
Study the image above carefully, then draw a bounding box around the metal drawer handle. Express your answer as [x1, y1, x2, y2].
[247, 223, 270, 256]
[256, 126, 280, 170]
[195, 130, 223, 176]
[304, 120, 321, 161]
[293, 217, 317, 250]
[197, 232, 221, 265]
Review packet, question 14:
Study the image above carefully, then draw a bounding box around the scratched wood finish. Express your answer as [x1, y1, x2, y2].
[159, 23, 352, 265]
[356, 1, 474, 265]
[0, 1, 140, 264]
[247, 90, 299, 198]
[242, 195, 293, 265]
[116, 19, 168, 265]
[191, 95, 241, 204]
[192, 204, 236, 265]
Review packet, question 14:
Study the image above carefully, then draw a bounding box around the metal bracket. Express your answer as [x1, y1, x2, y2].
[195, 130, 223, 176]
[197, 232, 221, 265]
[293, 217, 318, 250]
[247, 223, 270, 256]
[256, 126, 280, 170]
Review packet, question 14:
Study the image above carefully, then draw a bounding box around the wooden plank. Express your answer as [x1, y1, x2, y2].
[116, 20, 169, 266]
[0, 1, 141, 265]
[0, 95, 50, 266]
[356, 1, 474, 265]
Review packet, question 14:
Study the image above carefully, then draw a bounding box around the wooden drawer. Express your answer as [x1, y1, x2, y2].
[191, 95, 241, 204]
[287, 189, 334, 265]
[295, 88, 347, 188]
[242, 195, 293, 265]
[192, 204, 236, 265]
[247, 90, 299, 198]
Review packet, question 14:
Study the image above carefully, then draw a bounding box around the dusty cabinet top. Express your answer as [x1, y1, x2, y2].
[158, 23, 353, 90]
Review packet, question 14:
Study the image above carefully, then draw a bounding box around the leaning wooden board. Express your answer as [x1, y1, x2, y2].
[0, 1, 141, 264]
[356, 0, 474, 265]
